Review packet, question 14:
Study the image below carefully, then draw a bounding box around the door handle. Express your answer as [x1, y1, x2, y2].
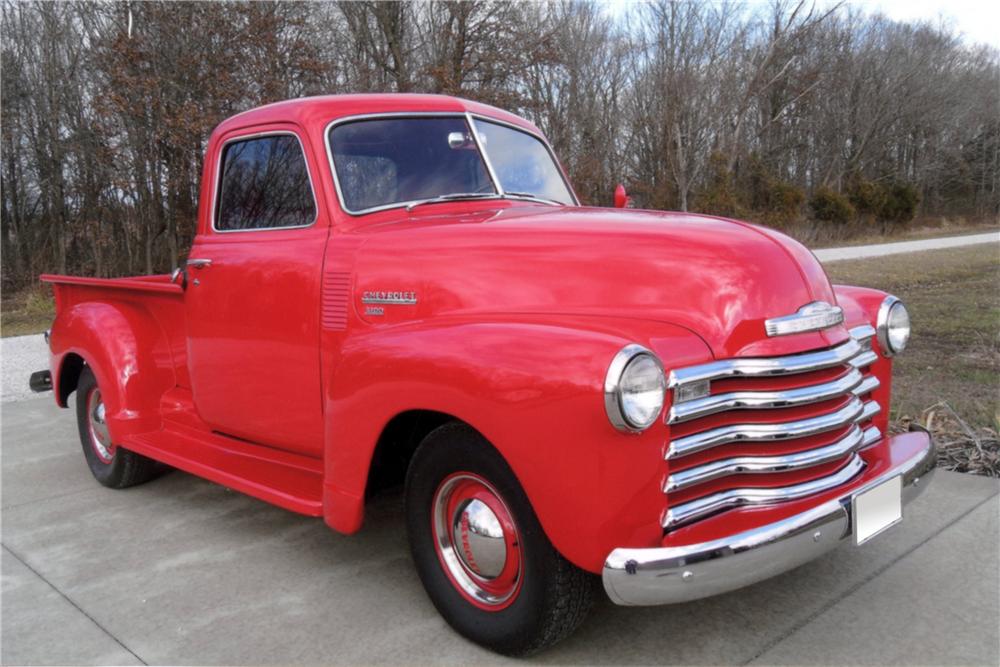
[186, 258, 212, 269]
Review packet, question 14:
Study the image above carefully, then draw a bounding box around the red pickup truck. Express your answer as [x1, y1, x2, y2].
[34, 94, 934, 655]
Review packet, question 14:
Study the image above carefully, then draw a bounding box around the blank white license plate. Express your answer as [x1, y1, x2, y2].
[852, 475, 902, 545]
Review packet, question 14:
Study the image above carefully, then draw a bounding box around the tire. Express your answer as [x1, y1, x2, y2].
[76, 366, 160, 489]
[405, 422, 593, 656]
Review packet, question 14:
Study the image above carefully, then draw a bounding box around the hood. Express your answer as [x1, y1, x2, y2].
[351, 205, 848, 358]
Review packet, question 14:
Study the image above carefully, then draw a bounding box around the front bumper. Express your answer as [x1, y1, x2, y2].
[602, 428, 936, 605]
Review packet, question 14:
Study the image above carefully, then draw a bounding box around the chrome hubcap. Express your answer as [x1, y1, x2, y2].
[432, 473, 522, 609]
[452, 499, 506, 578]
[87, 388, 114, 463]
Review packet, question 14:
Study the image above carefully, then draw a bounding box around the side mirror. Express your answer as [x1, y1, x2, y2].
[614, 184, 633, 209]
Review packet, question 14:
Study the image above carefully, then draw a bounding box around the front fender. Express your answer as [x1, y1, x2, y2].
[49, 301, 176, 442]
[324, 316, 711, 573]
[834, 284, 893, 436]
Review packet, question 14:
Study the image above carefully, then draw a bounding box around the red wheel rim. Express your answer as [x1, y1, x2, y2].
[431, 472, 523, 611]
[86, 386, 115, 464]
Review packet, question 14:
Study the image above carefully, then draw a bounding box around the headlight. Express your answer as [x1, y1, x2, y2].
[604, 345, 666, 432]
[877, 296, 910, 356]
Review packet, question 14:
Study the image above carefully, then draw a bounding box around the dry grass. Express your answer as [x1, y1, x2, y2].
[893, 404, 999, 478]
[826, 244, 1000, 476]
[1, 286, 55, 337]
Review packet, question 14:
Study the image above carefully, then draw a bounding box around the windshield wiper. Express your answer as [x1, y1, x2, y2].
[503, 191, 565, 206]
[405, 192, 499, 211]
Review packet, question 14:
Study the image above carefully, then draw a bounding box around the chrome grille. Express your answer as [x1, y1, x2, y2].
[663, 325, 881, 531]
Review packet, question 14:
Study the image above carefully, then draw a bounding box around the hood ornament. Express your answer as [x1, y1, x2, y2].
[765, 301, 843, 337]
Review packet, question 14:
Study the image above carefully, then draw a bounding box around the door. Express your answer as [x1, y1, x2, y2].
[185, 129, 328, 456]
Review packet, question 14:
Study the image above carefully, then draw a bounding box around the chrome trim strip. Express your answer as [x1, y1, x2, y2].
[765, 301, 844, 337]
[666, 397, 866, 460]
[667, 339, 862, 390]
[662, 454, 866, 530]
[466, 112, 503, 197]
[859, 399, 880, 423]
[851, 375, 880, 396]
[664, 426, 868, 493]
[667, 369, 864, 424]
[849, 324, 876, 341]
[861, 424, 882, 447]
[603, 430, 936, 605]
[604, 344, 664, 433]
[849, 350, 879, 368]
[211, 130, 320, 234]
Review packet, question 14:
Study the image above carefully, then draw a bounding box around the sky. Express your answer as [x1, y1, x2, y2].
[604, 0, 1000, 50]
[870, 0, 1000, 49]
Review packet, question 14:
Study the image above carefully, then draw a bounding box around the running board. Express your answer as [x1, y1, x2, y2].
[123, 427, 323, 516]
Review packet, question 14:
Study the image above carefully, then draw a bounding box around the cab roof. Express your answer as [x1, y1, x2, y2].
[215, 93, 540, 137]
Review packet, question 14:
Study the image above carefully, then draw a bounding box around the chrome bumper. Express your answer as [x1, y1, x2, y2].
[602, 429, 936, 606]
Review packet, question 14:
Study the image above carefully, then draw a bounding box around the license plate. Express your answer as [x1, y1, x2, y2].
[852, 475, 902, 545]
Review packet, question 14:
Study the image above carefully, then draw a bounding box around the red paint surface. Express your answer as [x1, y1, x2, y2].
[41, 95, 902, 574]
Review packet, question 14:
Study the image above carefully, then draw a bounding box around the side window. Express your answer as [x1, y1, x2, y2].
[216, 134, 316, 231]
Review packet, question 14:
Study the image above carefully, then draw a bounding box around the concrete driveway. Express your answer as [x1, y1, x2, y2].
[2, 396, 997, 665]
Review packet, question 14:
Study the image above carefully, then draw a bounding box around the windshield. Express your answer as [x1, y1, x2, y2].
[330, 117, 495, 212]
[471, 119, 574, 205]
[328, 115, 575, 213]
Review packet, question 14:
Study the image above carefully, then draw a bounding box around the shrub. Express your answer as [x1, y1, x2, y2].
[846, 175, 887, 219]
[746, 158, 805, 225]
[694, 153, 744, 218]
[879, 182, 920, 224]
[846, 175, 920, 225]
[809, 187, 855, 224]
[766, 181, 806, 223]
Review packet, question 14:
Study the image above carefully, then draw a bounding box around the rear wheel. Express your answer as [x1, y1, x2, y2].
[76, 366, 160, 488]
[405, 423, 593, 656]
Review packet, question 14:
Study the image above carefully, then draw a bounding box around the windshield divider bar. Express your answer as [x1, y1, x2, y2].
[466, 112, 504, 198]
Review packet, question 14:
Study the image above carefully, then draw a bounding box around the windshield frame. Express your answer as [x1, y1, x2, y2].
[324, 111, 579, 216]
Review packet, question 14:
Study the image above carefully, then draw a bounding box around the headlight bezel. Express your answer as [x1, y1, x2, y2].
[876, 295, 910, 356]
[604, 344, 666, 433]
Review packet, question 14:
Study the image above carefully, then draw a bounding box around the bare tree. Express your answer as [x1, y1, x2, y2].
[1, 0, 997, 291]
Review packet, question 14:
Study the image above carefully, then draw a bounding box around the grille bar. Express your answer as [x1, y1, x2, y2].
[850, 350, 878, 368]
[849, 324, 876, 341]
[664, 425, 880, 493]
[852, 375, 880, 396]
[662, 454, 867, 530]
[667, 397, 868, 460]
[667, 369, 864, 424]
[858, 399, 880, 423]
[668, 338, 862, 390]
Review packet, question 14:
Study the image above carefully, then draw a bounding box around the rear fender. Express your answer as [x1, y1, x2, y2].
[49, 301, 176, 441]
[323, 317, 711, 573]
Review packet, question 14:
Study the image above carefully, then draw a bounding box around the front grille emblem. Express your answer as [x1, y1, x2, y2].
[765, 301, 843, 337]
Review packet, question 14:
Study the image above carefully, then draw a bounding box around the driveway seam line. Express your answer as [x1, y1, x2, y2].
[2, 543, 148, 665]
[742, 490, 1000, 665]
[2, 487, 97, 511]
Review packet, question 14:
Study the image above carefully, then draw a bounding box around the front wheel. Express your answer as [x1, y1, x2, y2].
[76, 366, 160, 489]
[405, 423, 593, 656]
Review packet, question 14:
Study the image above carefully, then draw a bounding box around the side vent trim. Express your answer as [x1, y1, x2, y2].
[322, 271, 351, 331]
